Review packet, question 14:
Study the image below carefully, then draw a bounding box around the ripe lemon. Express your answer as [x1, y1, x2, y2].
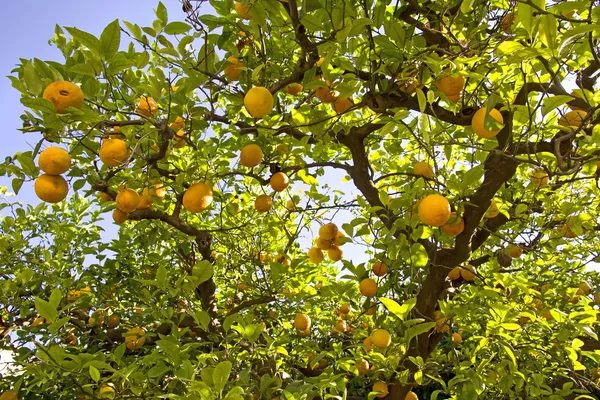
[472, 107, 503, 138]
[234, 1, 251, 19]
[35, 174, 68, 203]
[270, 172, 289, 192]
[224, 56, 246, 81]
[294, 313, 311, 330]
[99, 139, 130, 167]
[435, 74, 465, 99]
[372, 262, 388, 277]
[413, 161, 433, 179]
[116, 189, 141, 213]
[418, 194, 451, 227]
[307, 247, 324, 264]
[327, 245, 343, 261]
[42, 81, 84, 113]
[373, 381, 388, 398]
[319, 222, 338, 240]
[112, 209, 128, 224]
[316, 237, 333, 250]
[254, 195, 273, 212]
[244, 87, 273, 118]
[136, 96, 158, 117]
[333, 97, 353, 114]
[460, 264, 477, 281]
[38, 146, 71, 175]
[182, 182, 213, 212]
[125, 327, 145, 350]
[286, 83, 303, 95]
[441, 212, 464, 236]
[240, 144, 263, 167]
[359, 278, 378, 297]
[558, 110, 586, 127]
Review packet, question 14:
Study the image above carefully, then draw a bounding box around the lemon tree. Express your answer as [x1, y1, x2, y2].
[2, 0, 600, 399]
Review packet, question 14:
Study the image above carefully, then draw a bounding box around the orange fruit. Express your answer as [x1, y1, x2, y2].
[413, 161, 433, 178]
[285, 199, 297, 211]
[485, 199, 500, 218]
[169, 116, 185, 130]
[355, 359, 369, 374]
[335, 320, 348, 332]
[435, 74, 465, 99]
[319, 223, 338, 240]
[234, 1, 251, 19]
[270, 172, 289, 192]
[505, 244, 523, 258]
[99, 139, 130, 167]
[112, 209, 128, 224]
[244, 87, 273, 118]
[42, 81, 84, 113]
[371, 328, 391, 348]
[530, 169, 549, 188]
[451, 332, 462, 345]
[333, 231, 346, 246]
[125, 327, 145, 350]
[307, 247, 324, 264]
[254, 195, 273, 212]
[240, 144, 263, 167]
[34, 174, 68, 203]
[333, 97, 353, 114]
[224, 56, 246, 81]
[418, 194, 451, 226]
[372, 262, 388, 277]
[593, 292, 600, 304]
[339, 304, 350, 314]
[558, 110, 586, 127]
[433, 311, 450, 332]
[472, 107, 503, 138]
[237, 283, 250, 291]
[578, 281, 592, 295]
[397, 70, 421, 94]
[116, 188, 141, 213]
[327, 245, 343, 261]
[441, 212, 464, 236]
[405, 391, 419, 400]
[373, 381, 388, 398]
[460, 264, 477, 281]
[315, 79, 333, 103]
[569, 91, 584, 111]
[363, 302, 377, 316]
[182, 182, 213, 212]
[136, 96, 158, 117]
[294, 313, 311, 330]
[363, 336, 374, 350]
[448, 266, 461, 280]
[359, 278, 378, 297]
[137, 187, 153, 210]
[316, 237, 333, 250]
[105, 315, 120, 329]
[38, 147, 71, 175]
[286, 83, 303, 95]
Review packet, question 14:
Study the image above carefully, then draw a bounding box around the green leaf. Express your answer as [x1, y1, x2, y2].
[192, 260, 214, 284]
[500, 323, 521, 331]
[65, 27, 101, 56]
[542, 95, 572, 116]
[516, 1, 534, 37]
[89, 365, 100, 382]
[559, 25, 600, 57]
[48, 316, 70, 334]
[416, 88, 426, 113]
[11, 178, 24, 195]
[156, 2, 168, 25]
[156, 265, 167, 289]
[35, 297, 58, 322]
[414, 369, 423, 385]
[409, 243, 428, 267]
[148, 362, 170, 378]
[49, 289, 63, 308]
[460, 0, 475, 14]
[22, 98, 57, 114]
[69, 63, 97, 77]
[380, 297, 416, 321]
[406, 322, 436, 342]
[496, 41, 524, 56]
[164, 22, 192, 35]
[23, 62, 42, 96]
[100, 19, 121, 59]
[539, 14, 557, 56]
[213, 361, 232, 393]
[502, 344, 518, 367]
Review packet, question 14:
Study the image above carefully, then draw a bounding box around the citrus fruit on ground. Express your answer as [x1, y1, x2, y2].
[441, 212, 464, 236]
[372, 262, 388, 277]
[224, 56, 246, 81]
[294, 313, 311, 330]
[373, 381, 388, 398]
[371, 329, 391, 348]
[413, 161, 433, 179]
[418, 194, 451, 226]
[319, 223, 338, 240]
[112, 209, 128, 224]
[270, 172, 289, 192]
[99, 139, 130, 167]
[359, 278, 378, 297]
[485, 199, 500, 218]
[38, 146, 71, 175]
[35, 174, 68, 203]
[327, 245, 343, 261]
[307, 247, 324, 264]
[116, 189, 141, 213]
[472, 107, 503, 138]
[451, 332, 462, 345]
[286, 83, 303, 95]
[460, 264, 477, 281]
[125, 327, 146, 350]
[558, 110, 586, 127]
[234, 1, 251, 19]
[530, 169, 549, 187]
[135, 96, 158, 117]
[334, 97, 353, 114]
[254, 195, 273, 212]
[244, 87, 273, 118]
[240, 143, 263, 167]
[42, 81, 84, 113]
[435, 74, 465, 99]
[182, 182, 213, 212]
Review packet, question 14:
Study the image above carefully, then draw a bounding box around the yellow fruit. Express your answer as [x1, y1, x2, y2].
[505, 244, 523, 258]
[433, 311, 449, 333]
[418, 194, 451, 226]
[373, 381, 388, 398]
[319, 223, 338, 240]
[240, 144, 263, 167]
[315, 57, 325, 67]
[285, 199, 297, 211]
[244, 87, 273, 118]
[485, 199, 500, 218]
[99, 192, 112, 202]
[38, 147, 71, 175]
[99, 139, 130, 167]
[397, 71, 421, 94]
[441, 212, 464, 236]
[372, 262, 388, 277]
[137, 187, 153, 210]
[182, 182, 213, 212]
[136, 96, 158, 117]
[270, 172, 289, 192]
[435, 74, 465, 99]
[294, 313, 311, 330]
[106, 315, 120, 329]
[333, 97, 353, 114]
[460, 264, 477, 281]
[448, 266, 461, 280]
[237, 283, 250, 291]
[35, 174, 68, 203]
[112, 209, 128, 224]
[413, 161, 434, 179]
[359, 278, 378, 297]
[0, 391, 20, 400]
[234, 1, 251, 19]
[169, 116, 185, 130]
[307, 247, 324, 264]
[42, 81, 84, 113]
[333, 231, 346, 246]
[405, 391, 419, 400]
[125, 327, 145, 350]
[99, 385, 115, 398]
[328, 245, 343, 261]
[578, 282, 592, 295]
[355, 359, 369, 374]
[335, 320, 348, 332]
[472, 107, 503, 138]
[254, 195, 273, 212]
[451, 332, 462, 345]
[224, 57, 246, 81]
[371, 329, 391, 348]
[530, 169, 549, 188]
[315, 86, 333, 103]
[558, 110, 586, 127]
[316, 237, 333, 250]
[286, 83, 303, 95]
[116, 189, 141, 213]
[339, 304, 350, 314]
